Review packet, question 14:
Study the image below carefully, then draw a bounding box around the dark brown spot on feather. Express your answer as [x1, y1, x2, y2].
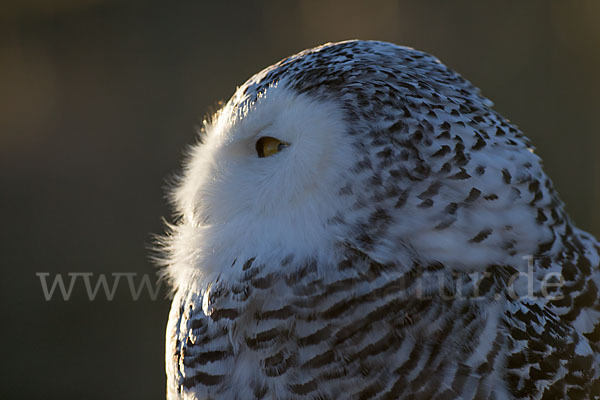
[464, 188, 481, 202]
[394, 190, 409, 208]
[432, 145, 451, 158]
[472, 136, 486, 150]
[448, 168, 471, 180]
[182, 372, 224, 388]
[436, 131, 451, 140]
[418, 181, 442, 199]
[435, 219, 456, 230]
[243, 257, 256, 271]
[210, 307, 240, 321]
[439, 162, 451, 173]
[502, 169, 512, 184]
[445, 202, 458, 215]
[418, 199, 434, 208]
[536, 209, 548, 224]
[469, 229, 493, 243]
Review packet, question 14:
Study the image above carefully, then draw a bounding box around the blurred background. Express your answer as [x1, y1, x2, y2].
[1, 0, 598, 398]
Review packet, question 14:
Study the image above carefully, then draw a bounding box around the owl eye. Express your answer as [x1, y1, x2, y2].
[256, 136, 290, 158]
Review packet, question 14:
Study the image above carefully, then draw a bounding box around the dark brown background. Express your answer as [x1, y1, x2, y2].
[1, 1, 598, 398]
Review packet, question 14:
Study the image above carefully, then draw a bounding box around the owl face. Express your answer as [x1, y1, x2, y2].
[169, 83, 357, 287]
[177, 85, 354, 226]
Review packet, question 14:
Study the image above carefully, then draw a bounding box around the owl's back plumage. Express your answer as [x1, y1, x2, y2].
[162, 41, 600, 399]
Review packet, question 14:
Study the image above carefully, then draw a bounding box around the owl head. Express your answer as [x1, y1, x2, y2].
[162, 40, 558, 291]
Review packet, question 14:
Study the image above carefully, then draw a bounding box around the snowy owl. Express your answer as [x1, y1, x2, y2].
[161, 41, 600, 399]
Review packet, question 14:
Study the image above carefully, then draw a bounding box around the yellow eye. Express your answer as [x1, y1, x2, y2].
[256, 136, 290, 158]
